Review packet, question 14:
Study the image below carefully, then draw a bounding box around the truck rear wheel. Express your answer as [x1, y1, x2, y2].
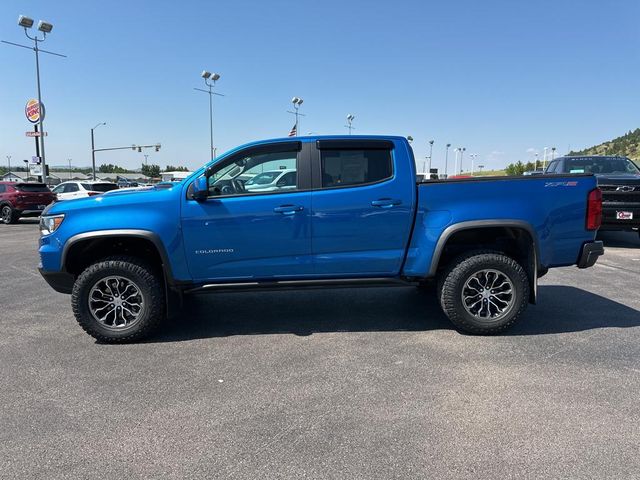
[71, 256, 165, 343]
[438, 252, 529, 334]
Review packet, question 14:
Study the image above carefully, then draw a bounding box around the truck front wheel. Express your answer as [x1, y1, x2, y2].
[71, 256, 165, 343]
[438, 252, 529, 334]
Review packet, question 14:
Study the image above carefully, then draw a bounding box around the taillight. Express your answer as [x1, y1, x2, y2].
[87, 191, 101, 196]
[586, 188, 602, 231]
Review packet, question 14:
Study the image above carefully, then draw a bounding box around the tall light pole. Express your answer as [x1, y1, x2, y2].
[6, 155, 11, 171]
[345, 114, 355, 134]
[67, 158, 72, 179]
[287, 97, 305, 136]
[144, 154, 149, 165]
[91, 122, 106, 180]
[445, 143, 451, 177]
[2, 16, 66, 184]
[194, 71, 223, 159]
[551, 147, 556, 162]
[453, 148, 459, 175]
[469, 154, 478, 175]
[535, 152, 540, 170]
[427, 140, 434, 174]
[459, 147, 466, 174]
[542, 146, 549, 170]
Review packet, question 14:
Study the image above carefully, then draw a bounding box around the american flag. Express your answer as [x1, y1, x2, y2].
[288, 123, 297, 137]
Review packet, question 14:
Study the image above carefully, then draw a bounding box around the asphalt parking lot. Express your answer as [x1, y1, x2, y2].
[1, 222, 639, 479]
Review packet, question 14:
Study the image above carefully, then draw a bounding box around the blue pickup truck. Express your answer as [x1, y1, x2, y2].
[38, 136, 604, 342]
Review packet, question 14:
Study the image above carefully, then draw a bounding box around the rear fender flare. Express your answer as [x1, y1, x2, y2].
[428, 219, 540, 303]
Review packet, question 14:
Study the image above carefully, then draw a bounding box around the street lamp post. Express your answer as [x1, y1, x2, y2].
[287, 97, 305, 136]
[469, 154, 478, 175]
[459, 147, 466, 174]
[91, 122, 106, 180]
[144, 154, 149, 165]
[345, 114, 355, 134]
[2, 16, 66, 185]
[444, 143, 451, 177]
[542, 147, 549, 170]
[6, 155, 11, 171]
[551, 147, 556, 162]
[67, 158, 72, 179]
[427, 140, 434, 174]
[195, 71, 223, 159]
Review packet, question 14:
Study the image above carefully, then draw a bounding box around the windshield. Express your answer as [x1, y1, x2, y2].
[246, 172, 281, 185]
[14, 183, 49, 192]
[563, 157, 640, 175]
[81, 183, 119, 192]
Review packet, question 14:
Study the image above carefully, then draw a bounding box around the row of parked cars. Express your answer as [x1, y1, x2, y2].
[0, 168, 298, 224]
[0, 180, 120, 224]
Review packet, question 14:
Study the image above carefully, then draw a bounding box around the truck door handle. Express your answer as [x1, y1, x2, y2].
[371, 198, 401, 208]
[273, 205, 304, 215]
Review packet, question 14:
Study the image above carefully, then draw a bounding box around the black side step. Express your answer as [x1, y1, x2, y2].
[184, 277, 416, 295]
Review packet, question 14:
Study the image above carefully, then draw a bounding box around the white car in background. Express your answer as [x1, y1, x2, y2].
[51, 181, 119, 201]
[244, 169, 297, 192]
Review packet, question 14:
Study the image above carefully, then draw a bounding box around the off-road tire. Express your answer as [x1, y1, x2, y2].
[1, 205, 19, 224]
[71, 255, 165, 343]
[438, 251, 529, 334]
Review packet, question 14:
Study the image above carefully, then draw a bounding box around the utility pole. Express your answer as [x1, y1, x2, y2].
[67, 158, 72, 179]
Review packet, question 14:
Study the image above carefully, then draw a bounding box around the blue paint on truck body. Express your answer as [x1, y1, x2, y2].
[39, 136, 598, 289]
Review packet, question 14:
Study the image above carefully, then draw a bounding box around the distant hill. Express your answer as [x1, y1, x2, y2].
[570, 128, 640, 164]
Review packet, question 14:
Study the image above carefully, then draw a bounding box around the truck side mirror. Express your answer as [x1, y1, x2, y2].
[193, 176, 208, 201]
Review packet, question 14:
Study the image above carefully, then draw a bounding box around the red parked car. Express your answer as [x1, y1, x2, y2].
[0, 181, 57, 224]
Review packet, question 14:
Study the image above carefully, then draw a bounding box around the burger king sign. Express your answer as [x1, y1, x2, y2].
[25, 98, 45, 124]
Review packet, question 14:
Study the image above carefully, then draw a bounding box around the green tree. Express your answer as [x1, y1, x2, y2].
[141, 163, 161, 178]
[505, 161, 527, 176]
[98, 163, 129, 174]
[164, 165, 189, 172]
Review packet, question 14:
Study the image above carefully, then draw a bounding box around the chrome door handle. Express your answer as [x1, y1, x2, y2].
[371, 198, 401, 208]
[273, 205, 304, 215]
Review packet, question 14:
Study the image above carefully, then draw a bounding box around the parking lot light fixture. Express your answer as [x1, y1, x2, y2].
[18, 15, 34, 28]
[428, 140, 434, 173]
[345, 114, 355, 135]
[37, 21, 53, 33]
[194, 70, 223, 159]
[287, 97, 305, 136]
[2, 16, 66, 184]
[445, 143, 451, 177]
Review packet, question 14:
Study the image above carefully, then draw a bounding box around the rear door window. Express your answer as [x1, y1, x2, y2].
[14, 183, 49, 192]
[82, 183, 119, 192]
[64, 183, 80, 193]
[320, 149, 393, 188]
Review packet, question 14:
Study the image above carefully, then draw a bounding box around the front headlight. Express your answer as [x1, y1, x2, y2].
[40, 214, 65, 235]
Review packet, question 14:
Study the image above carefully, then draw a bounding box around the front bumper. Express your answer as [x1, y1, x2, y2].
[577, 241, 604, 269]
[38, 268, 75, 294]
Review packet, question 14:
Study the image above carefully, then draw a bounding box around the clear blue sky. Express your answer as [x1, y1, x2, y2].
[1, 0, 638, 172]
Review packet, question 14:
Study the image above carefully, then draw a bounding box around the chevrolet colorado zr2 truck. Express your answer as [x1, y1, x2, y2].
[38, 136, 604, 342]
